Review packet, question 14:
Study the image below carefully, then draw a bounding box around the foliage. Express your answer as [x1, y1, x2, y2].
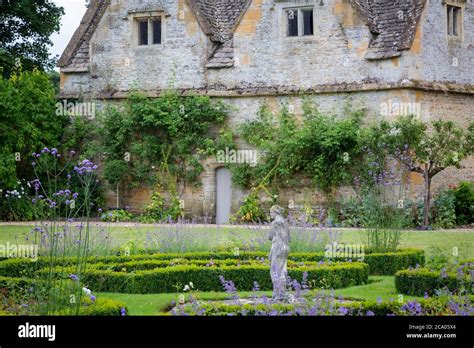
[395, 261, 473, 296]
[141, 188, 183, 223]
[0, 179, 46, 221]
[13, 149, 102, 315]
[453, 182, 474, 226]
[182, 295, 473, 316]
[40, 262, 369, 294]
[232, 191, 267, 223]
[380, 116, 474, 227]
[56, 297, 127, 316]
[0, 69, 67, 189]
[236, 101, 365, 192]
[432, 188, 457, 228]
[101, 209, 134, 223]
[0, 249, 424, 277]
[100, 91, 233, 190]
[0, 1, 64, 77]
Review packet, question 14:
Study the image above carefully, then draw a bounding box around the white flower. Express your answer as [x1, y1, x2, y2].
[189, 282, 194, 289]
[18, 195, 22, 198]
[183, 285, 190, 291]
[82, 287, 92, 296]
[27, 182, 31, 188]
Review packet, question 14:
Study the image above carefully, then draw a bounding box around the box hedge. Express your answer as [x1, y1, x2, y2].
[39, 262, 369, 294]
[0, 249, 423, 277]
[395, 265, 473, 296]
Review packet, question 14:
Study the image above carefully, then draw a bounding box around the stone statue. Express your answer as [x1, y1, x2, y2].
[268, 205, 290, 301]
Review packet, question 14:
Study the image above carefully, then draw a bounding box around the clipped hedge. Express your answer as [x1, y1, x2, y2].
[395, 266, 473, 296]
[40, 262, 369, 294]
[0, 249, 424, 277]
[56, 298, 127, 316]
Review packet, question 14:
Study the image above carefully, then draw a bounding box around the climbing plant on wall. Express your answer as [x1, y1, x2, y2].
[235, 100, 366, 193]
[100, 91, 235, 191]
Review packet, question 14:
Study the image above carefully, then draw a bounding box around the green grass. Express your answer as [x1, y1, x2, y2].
[100, 276, 423, 315]
[1, 224, 472, 259]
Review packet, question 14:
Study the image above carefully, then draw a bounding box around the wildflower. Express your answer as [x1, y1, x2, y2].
[366, 310, 375, 316]
[82, 287, 92, 296]
[69, 274, 79, 281]
[121, 307, 126, 316]
[183, 285, 190, 291]
[90, 295, 96, 302]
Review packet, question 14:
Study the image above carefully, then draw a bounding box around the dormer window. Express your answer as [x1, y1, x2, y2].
[136, 17, 162, 46]
[285, 7, 314, 38]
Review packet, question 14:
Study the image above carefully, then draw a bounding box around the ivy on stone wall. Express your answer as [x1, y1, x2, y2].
[234, 99, 365, 193]
[100, 91, 235, 190]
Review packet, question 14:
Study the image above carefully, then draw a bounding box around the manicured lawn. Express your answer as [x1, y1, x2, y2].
[100, 276, 423, 315]
[0, 223, 472, 259]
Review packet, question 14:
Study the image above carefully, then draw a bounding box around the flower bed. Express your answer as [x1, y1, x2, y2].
[177, 296, 474, 316]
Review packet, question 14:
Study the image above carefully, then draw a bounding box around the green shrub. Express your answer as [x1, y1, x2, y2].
[56, 297, 127, 316]
[140, 189, 182, 223]
[39, 262, 369, 294]
[395, 266, 473, 296]
[232, 192, 267, 223]
[101, 209, 133, 222]
[0, 249, 424, 277]
[454, 182, 474, 225]
[433, 188, 457, 229]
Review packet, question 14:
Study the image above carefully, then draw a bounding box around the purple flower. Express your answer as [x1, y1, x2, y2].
[339, 307, 349, 315]
[121, 307, 126, 316]
[72, 192, 79, 199]
[366, 310, 375, 316]
[90, 295, 96, 302]
[69, 274, 79, 281]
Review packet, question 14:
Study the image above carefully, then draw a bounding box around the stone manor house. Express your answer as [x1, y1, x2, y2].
[59, 0, 474, 223]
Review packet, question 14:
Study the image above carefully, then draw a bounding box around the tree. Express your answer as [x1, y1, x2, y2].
[0, 0, 64, 77]
[386, 116, 474, 228]
[0, 69, 67, 188]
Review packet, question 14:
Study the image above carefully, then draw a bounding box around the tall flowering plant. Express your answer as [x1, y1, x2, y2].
[27, 148, 100, 315]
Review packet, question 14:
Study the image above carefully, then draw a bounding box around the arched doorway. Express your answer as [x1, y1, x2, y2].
[215, 167, 232, 224]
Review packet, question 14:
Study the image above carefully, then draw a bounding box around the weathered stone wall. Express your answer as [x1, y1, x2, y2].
[60, 0, 474, 219]
[102, 89, 473, 219]
[60, 0, 474, 96]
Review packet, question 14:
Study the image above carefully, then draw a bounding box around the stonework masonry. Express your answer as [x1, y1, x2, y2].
[59, 0, 474, 219]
